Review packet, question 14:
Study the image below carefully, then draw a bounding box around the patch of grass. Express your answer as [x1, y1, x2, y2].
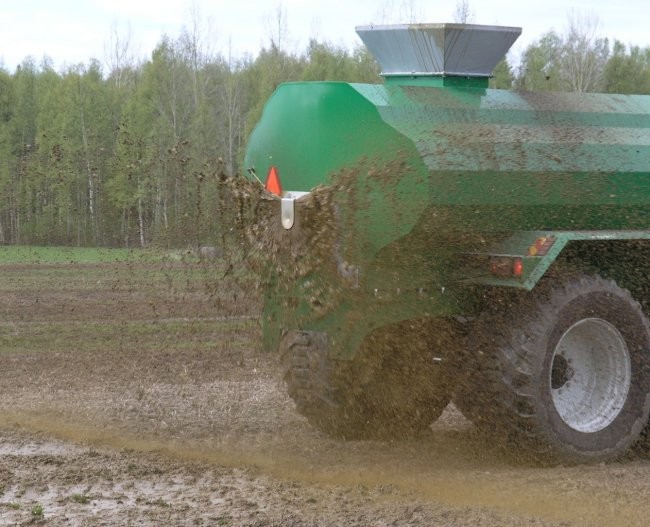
[31, 503, 44, 518]
[7, 502, 21, 509]
[0, 246, 161, 265]
[0, 260, 205, 290]
[70, 494, 90, 504]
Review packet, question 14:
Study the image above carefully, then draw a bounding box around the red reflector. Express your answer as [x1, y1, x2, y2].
[265, 166, 282, 196]
[489, 256, 524, 278]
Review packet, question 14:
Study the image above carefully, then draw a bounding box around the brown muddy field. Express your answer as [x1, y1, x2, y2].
[0, 259, 648, 526]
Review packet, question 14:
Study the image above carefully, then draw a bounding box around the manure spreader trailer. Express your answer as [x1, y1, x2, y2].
[243, 23, 650, 464]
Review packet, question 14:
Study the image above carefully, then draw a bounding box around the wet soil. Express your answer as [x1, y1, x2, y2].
[0, 261, 649, 526]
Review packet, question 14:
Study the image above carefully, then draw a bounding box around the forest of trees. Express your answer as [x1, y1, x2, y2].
[1, 15, 650, 248]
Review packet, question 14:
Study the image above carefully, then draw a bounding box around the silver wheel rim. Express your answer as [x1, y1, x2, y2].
[550, 318, 631, 433]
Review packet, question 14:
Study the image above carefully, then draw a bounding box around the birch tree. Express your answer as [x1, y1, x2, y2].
[560, 12, 609, 93]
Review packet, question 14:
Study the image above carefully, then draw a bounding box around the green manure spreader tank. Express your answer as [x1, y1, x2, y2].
[243, 23, 650, 464]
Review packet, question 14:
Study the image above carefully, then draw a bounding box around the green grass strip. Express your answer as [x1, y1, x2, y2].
[0, 246, 164, 265]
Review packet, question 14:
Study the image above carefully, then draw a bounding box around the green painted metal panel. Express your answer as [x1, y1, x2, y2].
[247, 81, 650, 237]
[246, 81, 650, 234]
[244, 82, 419, 193]
[244, 81, 434, 257]
[245, 78, 650, 359]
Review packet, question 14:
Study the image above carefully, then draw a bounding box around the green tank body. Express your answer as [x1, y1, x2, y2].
[245, 80, 650, 239]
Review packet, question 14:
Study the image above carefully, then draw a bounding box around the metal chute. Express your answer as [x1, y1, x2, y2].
[355, 23, 521, 78]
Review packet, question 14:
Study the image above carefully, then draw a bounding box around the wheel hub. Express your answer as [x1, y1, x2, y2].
[550, 318, 631, 434]
[551, 354, 575, 389]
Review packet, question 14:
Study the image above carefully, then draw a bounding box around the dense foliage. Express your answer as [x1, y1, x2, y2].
[0, 34, 379, 248]
[1, 24, 649, 248]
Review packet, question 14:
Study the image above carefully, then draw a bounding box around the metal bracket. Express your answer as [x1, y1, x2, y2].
[280, 191, 309, 230]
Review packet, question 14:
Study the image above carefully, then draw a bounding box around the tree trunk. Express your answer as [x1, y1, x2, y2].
[138, 196, 145, 247]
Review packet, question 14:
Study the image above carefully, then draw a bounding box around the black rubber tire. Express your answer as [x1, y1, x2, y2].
[461, 275, 650, 464]
[281, 319, 458, 440]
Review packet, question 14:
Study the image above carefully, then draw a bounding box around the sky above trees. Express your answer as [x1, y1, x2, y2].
[2, 0, 650, 73]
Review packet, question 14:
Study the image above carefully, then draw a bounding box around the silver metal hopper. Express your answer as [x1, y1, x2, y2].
[355, 23, 521, 78]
